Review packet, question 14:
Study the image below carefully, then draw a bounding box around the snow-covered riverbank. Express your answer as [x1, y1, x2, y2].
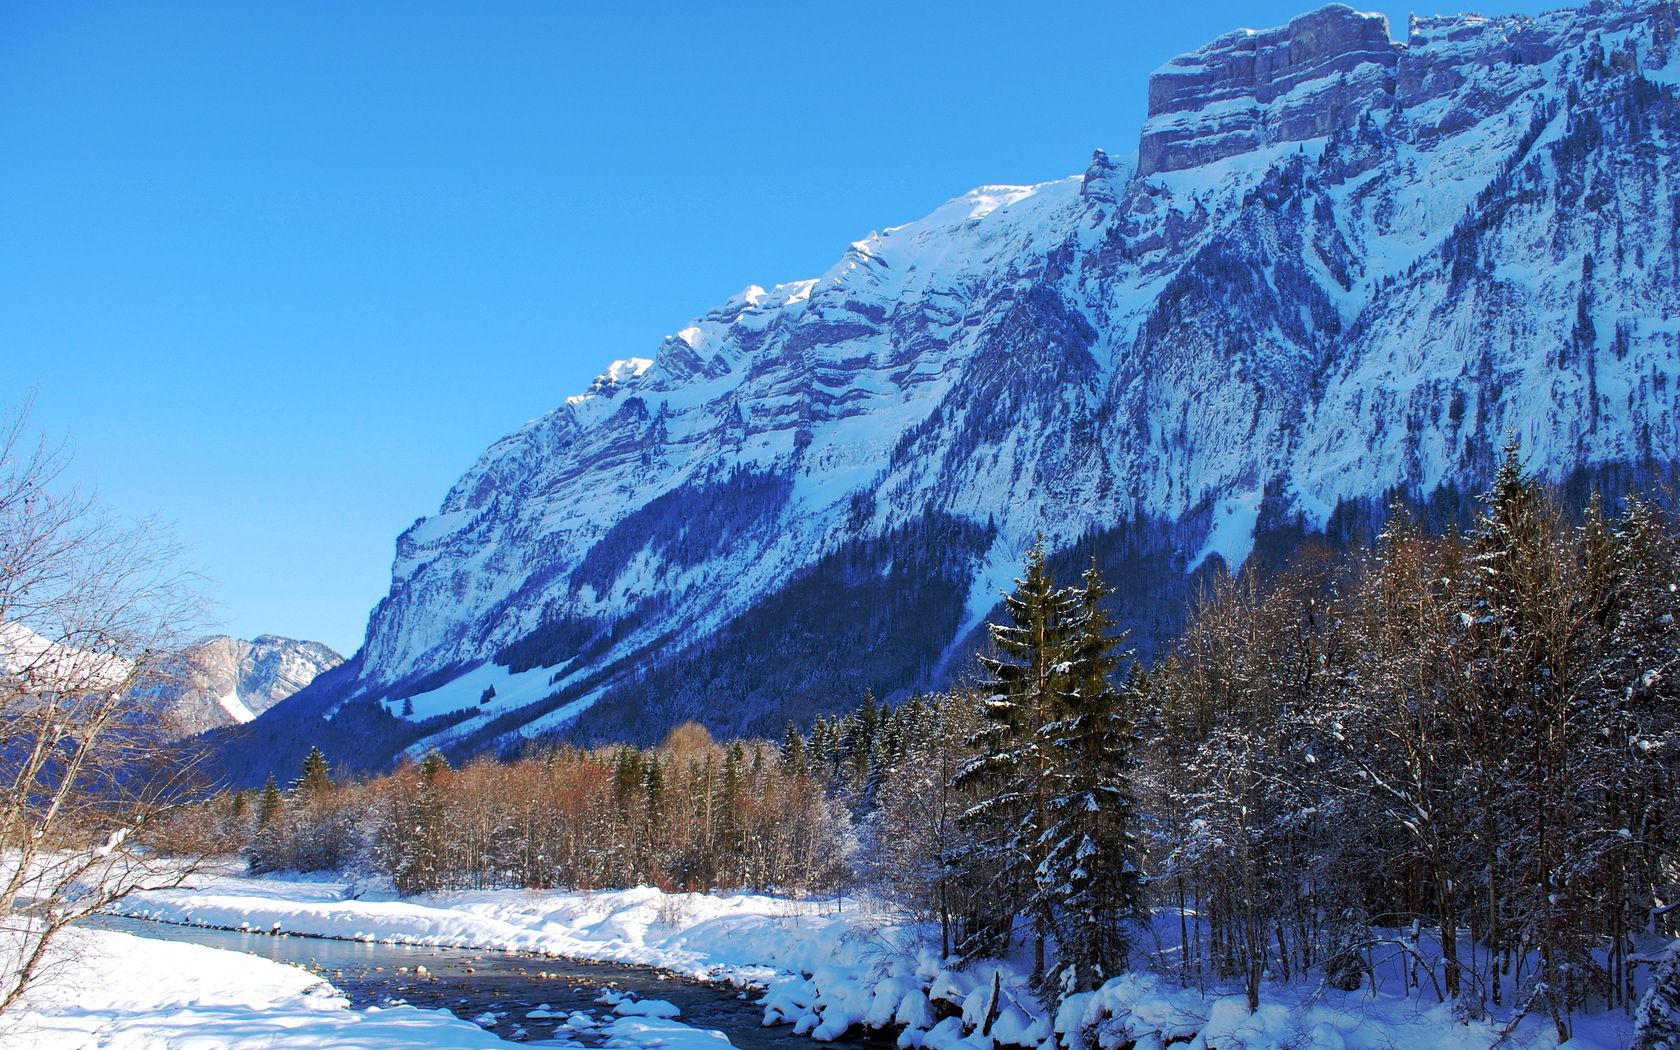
[106, 867, 1644, 1050]
[115, 867, 858, 985]
[8, 925, 514, 1049]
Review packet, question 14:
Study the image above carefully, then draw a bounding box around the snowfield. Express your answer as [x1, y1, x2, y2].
[9, 925, 513, 1049]
[100, 868, 1645, 1050]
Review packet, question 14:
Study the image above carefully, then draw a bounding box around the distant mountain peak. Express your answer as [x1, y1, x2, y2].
[149, 634, 343, 737]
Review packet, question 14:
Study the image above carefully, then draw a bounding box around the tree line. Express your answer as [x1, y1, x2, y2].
[1136, 451, 1680, 1039]
[790, 448, 1680, 1037]
[163, 448, 1680, 1041]
[183, 725, 846, 897]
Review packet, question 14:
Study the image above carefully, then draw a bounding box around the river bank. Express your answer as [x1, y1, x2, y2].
[76, 913, 875, 1049]
[94, 866, 1643, 1050]
[7, 923, 516, 1049]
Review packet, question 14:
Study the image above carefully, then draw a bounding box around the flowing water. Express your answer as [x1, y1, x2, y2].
[85, 914, 876, 1048]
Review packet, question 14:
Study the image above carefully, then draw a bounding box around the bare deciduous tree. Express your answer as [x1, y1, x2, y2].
[0, 403, 203, 1017]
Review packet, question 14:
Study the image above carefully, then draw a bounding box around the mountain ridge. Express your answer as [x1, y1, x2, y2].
[217, 0, 1680, 782]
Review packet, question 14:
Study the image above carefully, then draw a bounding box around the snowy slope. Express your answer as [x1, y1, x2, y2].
[234, 1, 1680, 770]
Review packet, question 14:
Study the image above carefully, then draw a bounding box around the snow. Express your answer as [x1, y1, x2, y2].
[1190, 490, 1262, 572]
[569, 357, 656, 405]
[602, 1014, 733, 1050]
[118, 871, 855, 984]
[217, 687, 258, 724]
[0, 619, 133, 690]
[10, 925, 515, 1049]
[615, 998, 684, 1019]
[107, 869, 1647, 1050]
[931, 536, 1027, 683]
[385, 659, 562, 726]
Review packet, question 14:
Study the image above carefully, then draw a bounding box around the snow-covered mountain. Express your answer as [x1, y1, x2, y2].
[228, 1, 1680, 776]
[147, 635, 342, 737]
[0, 620, 133, 692]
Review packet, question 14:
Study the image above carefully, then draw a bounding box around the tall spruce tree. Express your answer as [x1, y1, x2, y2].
[247, 775, 286, 874]
[381, 749, 451, 896]
[294, 746, 332, 801]
[1037, 562, 1146, 1001]
[256, 775, 282, 828]
[1465, 442, 1588, 1035]
[781, 721, 807, 776]
[954, 539, 1077, 975]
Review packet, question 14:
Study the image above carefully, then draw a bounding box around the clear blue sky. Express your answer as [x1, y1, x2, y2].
[1, 0, 1549, 655]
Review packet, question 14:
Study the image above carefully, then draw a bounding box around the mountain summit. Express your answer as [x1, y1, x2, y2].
[223, 1, 1680, 781]
[149, 635, 343, 736]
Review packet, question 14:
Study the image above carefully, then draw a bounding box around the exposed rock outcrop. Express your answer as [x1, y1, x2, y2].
[149, 635, 343, 736]
[1139, 5, 1398, 175]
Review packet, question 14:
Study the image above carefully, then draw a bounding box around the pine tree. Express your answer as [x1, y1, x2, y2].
[377, 749, 452, 896]
[419, 748, 449, 780]
[1037, 562, 1146, 1000]
[717, 742, 748, 886]
[848, 692, 881, 805]
[257, 775, 282, 827]
[1635, 947, 1680, 1050]
[1579, 495, 1680, 1009]
[248, 775, 286, 874]
[1464, 442, 1588, 1035]
[611, 747, 646, 884]
[294, 745, 333, 801]
[953, 539, 1077, 974]
[780, 721, 807, 776]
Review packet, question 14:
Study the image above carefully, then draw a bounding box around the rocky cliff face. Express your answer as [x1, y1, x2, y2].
[229, 1, 1680, 776]
[149, 635, 342, 737]
[1139, 5, 1399, 175]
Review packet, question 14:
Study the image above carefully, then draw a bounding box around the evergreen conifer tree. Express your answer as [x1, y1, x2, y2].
[248, 775, 286, 874]
[1037, 562, 1146, 1000]
[1635, 948, 1680, 1050]
[388, 750, 451, 895]
[781, 721, 807, 776]
[1466, 442, 1585, 1036]
[294, 745, 333, 801]
[953, 539, 1077, 974]
[850, 692, 881, 802]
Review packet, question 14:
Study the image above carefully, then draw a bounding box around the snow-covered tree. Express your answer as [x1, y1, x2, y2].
[953, 539, 1078, 973]
[1036, 563, 1146, 999]
[1635, 946, 1680, 1050]
[864, 691, 982, 958]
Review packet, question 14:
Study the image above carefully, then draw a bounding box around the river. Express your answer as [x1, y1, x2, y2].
[86, 914, 881, 1048]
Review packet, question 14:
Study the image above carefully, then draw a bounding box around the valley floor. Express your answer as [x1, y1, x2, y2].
[84, 865, 1645, 1050]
